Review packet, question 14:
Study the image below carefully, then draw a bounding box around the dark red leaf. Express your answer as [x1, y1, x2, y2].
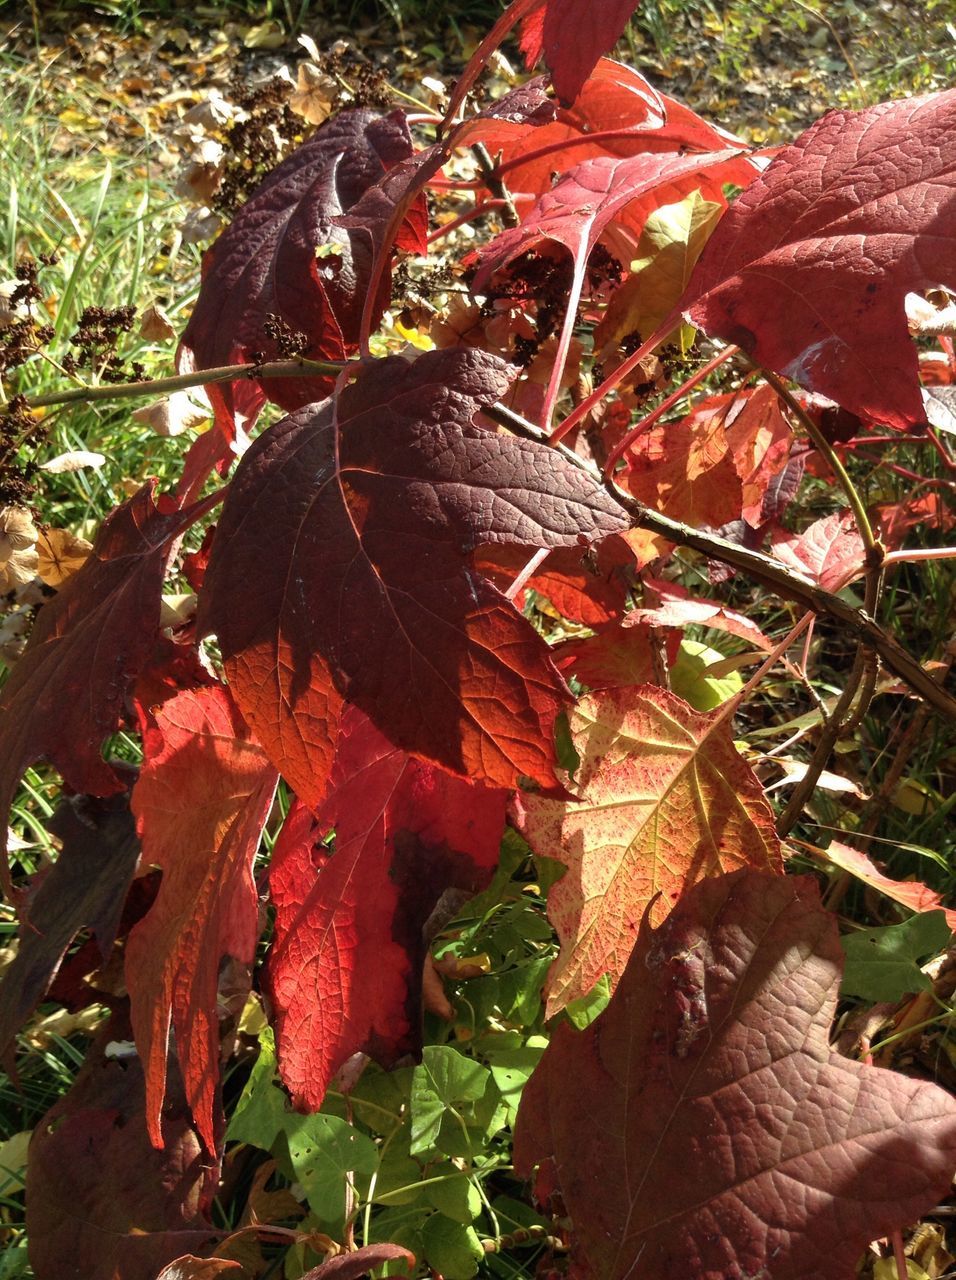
[0, 790, 139, 1058]
[200, 348, 629, 800]
[177, 109, 422, 433]
[126, 684, 278, 1151]
[0, 483, 198, 870]
[515, 870, 956, 1279]
[267, 708, 506, 1110]
[682, 91, 956, 429]
[519, 1, 639, 104]
[26, 1008, 216, 1280]
[300, 1244, 415, 1280]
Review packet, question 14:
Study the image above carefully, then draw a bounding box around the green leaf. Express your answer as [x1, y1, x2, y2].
[228, 1029, 378, 1226]
[564, 972, 612, 1029]
[484, 1036, 548, 1123]
[410, 1046, 507, 1158]
[841, 911, 951, 1002]
[421, 1214, 485, 1280]
[670, 639, 744, 711]
[424, 1172, 483, 1223]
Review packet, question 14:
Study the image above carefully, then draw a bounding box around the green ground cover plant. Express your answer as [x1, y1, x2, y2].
[1, 2, 955, 1278]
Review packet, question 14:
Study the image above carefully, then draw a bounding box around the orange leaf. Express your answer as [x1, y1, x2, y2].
[514, 685, 783, 1016]
[819, 840, 956, 930]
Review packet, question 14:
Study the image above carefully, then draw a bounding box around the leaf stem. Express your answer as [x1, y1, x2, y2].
[21, 357, 349, 411]
[752, 363, 879, 554]
[597, 343, 741, 470]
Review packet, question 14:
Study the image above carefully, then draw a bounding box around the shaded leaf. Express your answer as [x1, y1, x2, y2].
[682, 91, 956, 429]
[156, 1259, 242, 1280]
[178, 109, 422, 434]
[514, 870, 956, 1279]
[26, 1009, 216, 1280]
[619, 405, 743, 532]
[0, 789, 139, 1058]
[200, 349, 628, 801]
[627, 576, 774, 651]
[841, 911, 952, 1002]
[126, 684, 278, 1151]
[266, 707, 506, 1111]
[228, 1028, 378, 1228]
[514, 685, 782, 1015]
[0, 483, 199, 867]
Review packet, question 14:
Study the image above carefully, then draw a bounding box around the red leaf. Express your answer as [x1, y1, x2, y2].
[268, 710, 505, 1110]
[177, 109, 422, 434]
[821, 840, 956, 930]
[519, 1, 644, 104]
[514, 870, 956, 1279]
[300, 1244, 415, 1280]
[553, 621, 662, 690]
[200, 349, 629, 799]
[474, 149, 747, 297]
[514, 686, 782, 1015]
[628, 576, 774, 651]
[476, 535, 634, 625]
[0, 790, 139, 1057]
[720, 383, 794, 525]
[682, 91, 956, 429]
[770, 510, 866, 591]
[494, 60, 751, 201]
[0, 483, 197, 869]
[126, 684, 278, 1151]
[26, 1009, 216, 1280]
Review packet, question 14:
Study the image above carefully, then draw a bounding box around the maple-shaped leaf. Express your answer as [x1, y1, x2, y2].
[177, 109, 422, 434]
[26, 1008, 216, 1280]
[200, 348, 629, 801]
[0, 483, 199, 868]
[770, 510, 866, 592]
[0, 789, 139, 1058]
[519, 0, 642, 104]
[126, 684, 278, 1151]
[514, 685, 782, 1015]
[681, 90, 956, 430]
[514, 869, 956, 1280]
[267, 708, 506, 1111]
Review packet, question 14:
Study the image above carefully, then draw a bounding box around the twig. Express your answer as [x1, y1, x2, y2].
[470, 142, 520, 228]
[23, 357, 348, 410]
[484, 401, 956, 721]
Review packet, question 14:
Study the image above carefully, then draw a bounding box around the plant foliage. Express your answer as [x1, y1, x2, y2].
[2, 1, 956, 1277]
